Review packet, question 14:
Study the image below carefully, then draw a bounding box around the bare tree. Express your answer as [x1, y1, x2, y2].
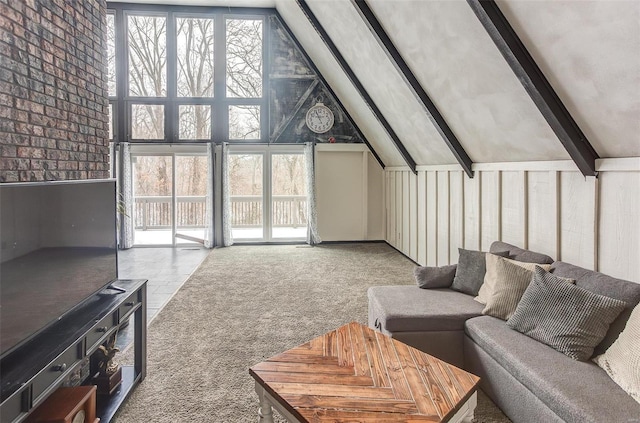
[226, 19, 262, 98]
[226, 19, 262, 139]
[177, 18, 214, 140]
[128, 15, 167, 139]
[107, 13, 116, 97]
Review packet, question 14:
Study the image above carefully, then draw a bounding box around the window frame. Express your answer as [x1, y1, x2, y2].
[107, 3, 269, 144]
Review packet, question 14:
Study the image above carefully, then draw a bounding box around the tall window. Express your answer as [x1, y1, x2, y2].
[226, 18, 262, 98]
[128, 15, 167, 97]
[107, 5, 265, 143]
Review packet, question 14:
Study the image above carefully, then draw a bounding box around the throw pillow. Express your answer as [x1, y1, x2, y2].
[593, 303, 640, 404]
[507, 267, 627, 361]
[450, 249, 509, 296]
[489, 241, 554, 264]
[475, 255, 552, 305]
[482, 259, 556, 321]
[414, 264, 457, 289]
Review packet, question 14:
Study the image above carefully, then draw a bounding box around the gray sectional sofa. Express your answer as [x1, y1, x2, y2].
[368, 241, 640, 423]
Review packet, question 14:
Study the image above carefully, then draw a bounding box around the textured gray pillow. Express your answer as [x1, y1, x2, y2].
[482, 259, 545, 321]
[414, 264, 457, 289]
[552, 260, 640, 355]
[451, 249, 509, 296]
[489, 241, 554, 264]
[507, 267, 627, 361]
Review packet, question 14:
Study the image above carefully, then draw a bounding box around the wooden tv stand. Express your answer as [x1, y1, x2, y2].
[0, 279, 147, 423]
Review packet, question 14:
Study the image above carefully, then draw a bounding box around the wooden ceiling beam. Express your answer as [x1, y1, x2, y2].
[467, 0, 599, 176]
[296, 0, 417, 174]
[351, 0, 474, 178]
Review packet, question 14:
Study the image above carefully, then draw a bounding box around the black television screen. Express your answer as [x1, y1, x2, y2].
[0, 179, 118, 359]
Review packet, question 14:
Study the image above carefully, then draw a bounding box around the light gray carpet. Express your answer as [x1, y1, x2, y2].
[114, 243, 510, 422]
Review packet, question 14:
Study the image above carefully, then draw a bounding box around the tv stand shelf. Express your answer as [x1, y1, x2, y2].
[0, 279, 147, 423]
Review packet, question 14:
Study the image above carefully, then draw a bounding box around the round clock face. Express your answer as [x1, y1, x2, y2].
[305, 103, 334, 134]
[72, 410, 85, 423]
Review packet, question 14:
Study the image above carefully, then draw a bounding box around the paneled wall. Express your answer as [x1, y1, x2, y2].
[385, 159, 640, 283]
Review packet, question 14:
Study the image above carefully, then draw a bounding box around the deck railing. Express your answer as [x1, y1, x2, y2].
[134, 196, 206, 230]
[134, 195, 307, 230]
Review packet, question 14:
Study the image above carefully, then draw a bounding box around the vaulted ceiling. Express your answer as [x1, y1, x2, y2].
[118, 0, 640, 169]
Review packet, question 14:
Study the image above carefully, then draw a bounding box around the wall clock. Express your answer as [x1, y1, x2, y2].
[305, 102, 334, 134]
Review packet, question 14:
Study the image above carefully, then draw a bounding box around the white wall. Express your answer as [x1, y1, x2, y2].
[385, 159, 640, 283]
[316, 144, 384, 241]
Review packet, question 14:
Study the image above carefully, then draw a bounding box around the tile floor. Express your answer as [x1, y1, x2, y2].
[117, 246, 210, 322]
[114, 246, 209, 350]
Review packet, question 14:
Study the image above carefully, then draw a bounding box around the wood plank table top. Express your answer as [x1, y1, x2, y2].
[249, 322, 480, 423]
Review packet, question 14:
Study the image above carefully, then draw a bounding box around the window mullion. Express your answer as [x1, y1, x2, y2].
[263, 16, 269, 143]
[213, 14, 226, 142]
[115, 8, 127, 142]
[166, 12, 177, 142]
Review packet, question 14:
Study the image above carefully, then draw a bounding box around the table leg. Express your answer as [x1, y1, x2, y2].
[449, 391, 477, 423]
[255, 382, 275, 423]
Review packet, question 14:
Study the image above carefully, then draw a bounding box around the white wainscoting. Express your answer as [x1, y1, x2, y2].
[385, 159, 640, 283]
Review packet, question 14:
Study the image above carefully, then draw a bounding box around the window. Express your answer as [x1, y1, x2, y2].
[131, 104, 164, 140]
[179, 105, 211, 140]
[177, 17, 214, 98]
[107, 13, 116, 97]
[229, 105, 260, 140]
[226, 18, 262, 98]
[108, 5, 266, 143]
[128, 14, 167, 97]
[108, 103, 114, 140]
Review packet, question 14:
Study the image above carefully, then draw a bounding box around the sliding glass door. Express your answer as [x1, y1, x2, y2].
[175, 155, 208, 244]
[228, 153, 264, 240]
[132, 155, 174, 245]
[229, 146, 307, 242]
[271, 153, 307, 239]
[131, 146, 210, 246]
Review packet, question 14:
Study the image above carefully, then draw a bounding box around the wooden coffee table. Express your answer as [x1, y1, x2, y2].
[249, 322, 480, 422]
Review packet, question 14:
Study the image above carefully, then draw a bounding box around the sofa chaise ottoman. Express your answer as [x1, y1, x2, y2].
[368, 241, 640, 423]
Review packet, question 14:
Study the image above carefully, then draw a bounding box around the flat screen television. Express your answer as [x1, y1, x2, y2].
[0, 179, 118, 360]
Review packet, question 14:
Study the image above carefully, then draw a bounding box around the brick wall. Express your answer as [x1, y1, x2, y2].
[0, 0, 109, 182]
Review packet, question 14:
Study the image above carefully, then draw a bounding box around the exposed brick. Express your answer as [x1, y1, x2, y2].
[0, 145, 18, 157]
[30, 137, 57, 149]
[1, 0, 109, 181]
[17, 146, 46, 159]
[55, 160, 78, 170]
[19, 170, 45, 181]
[29, 159, 57, 170]
[0, 171, 20, 182]
[47, 149, 70, 160]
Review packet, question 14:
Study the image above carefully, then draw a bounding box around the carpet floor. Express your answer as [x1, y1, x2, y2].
[114, 243, 511, 422]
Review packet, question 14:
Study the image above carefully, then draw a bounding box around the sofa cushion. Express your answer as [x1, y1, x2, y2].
[367, 286, 483, 333]
[551, 260, 640, 354]
[414, 264, 457, 289]
[507, 267, 626, 361]
[451, 249, 509, 296]
[490, 241, 554, 264]
[482, 258, 556, 321]
[475, 254, 553, 305]
[465, 316, 640, 422]
[593, 302, 640, 404]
